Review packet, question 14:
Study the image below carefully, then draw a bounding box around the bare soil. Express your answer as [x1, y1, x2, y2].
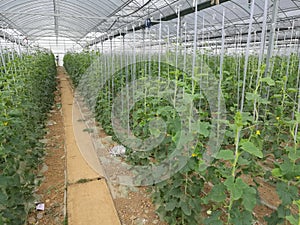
[113, 186, 166, 225]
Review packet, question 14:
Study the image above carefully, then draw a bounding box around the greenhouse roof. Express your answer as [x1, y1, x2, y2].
[0, 0, 300, 50]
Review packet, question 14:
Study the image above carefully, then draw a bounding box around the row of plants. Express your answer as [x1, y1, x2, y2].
[64, 50, 300, 224]
[0, 50, 57, 224]
[63, 51, 98, 87]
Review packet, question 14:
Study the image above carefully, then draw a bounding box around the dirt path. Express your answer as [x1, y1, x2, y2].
[71, 80, 167, 225]
[58, 67, 121, 225]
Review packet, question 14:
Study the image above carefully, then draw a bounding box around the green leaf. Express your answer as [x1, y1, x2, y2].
[287, 147, 300, 161]
[242, 186, 257, 211]
[191, 121, 210, 137]
[271, 94, 282, 99]
[265, 210, 284, 224]
[164, 215, 177, 225]
[204, 211, 223, 225]
[149, 126, 161, 138]
[271, 168, 282, 177]
[229, 208, 253, 225]
[199, 122, 210, 137]
[156, 205, 166, 218]
[204, 183, 226, 203]
[171, 131, 180, 143]
[260, 97, 270, 105]
[215, 150, 234, 160]
[224, 176, 234, 189]
[169, 188, 182, 198]
[224, 177, 244, 200]
[198, 160, 208, 172]
[236, 177, 248, 189]
[287, 88, 298, 93]
[261, 77, 275, 86]
[0, 191, 7, 203]
[165, 199, 177, 211]
[277, 204, 291, 219]
[286, 215, 298, 225]
[188, 196, 201, 212]
[224, 177, 249, 200]
[241, 141, 263, 158]
[237, 156, 251, 165]
[279, 159, 296, 179]
[172, 177, 184, 188]
[276, 182, 298, 205]
[180, 201, 192, 216]
[295, 112, 300, 123]
[0, 176, 9, 186]
[246, 92, 260, 101]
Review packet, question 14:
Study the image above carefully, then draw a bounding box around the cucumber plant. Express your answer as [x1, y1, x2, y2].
[0, 50, 56, 224]
[64, 51, 300, 225]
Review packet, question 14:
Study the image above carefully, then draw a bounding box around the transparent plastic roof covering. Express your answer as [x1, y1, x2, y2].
[0, 0, 300, 50]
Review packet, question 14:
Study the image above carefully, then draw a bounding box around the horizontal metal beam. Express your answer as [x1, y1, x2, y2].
[0, 10, 116, 20]
[0, 14, 28, 37]
[27, 34, 80, 38]
[0, 30, 27, 45]
[86, 0, 232, 47]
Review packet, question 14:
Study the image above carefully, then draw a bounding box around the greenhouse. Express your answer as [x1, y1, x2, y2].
[1, 0, 300, 224]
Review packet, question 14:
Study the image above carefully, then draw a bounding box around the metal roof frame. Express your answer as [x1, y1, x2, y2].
[0, 0, 299, 51]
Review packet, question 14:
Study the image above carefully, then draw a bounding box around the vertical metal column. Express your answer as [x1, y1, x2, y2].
[264, 0, 279, 77]
[158, 16, 162, 80]
[240, 0, 256, 112]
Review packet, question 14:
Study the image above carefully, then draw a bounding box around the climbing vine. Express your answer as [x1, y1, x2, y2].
[0, 50, 56, 224]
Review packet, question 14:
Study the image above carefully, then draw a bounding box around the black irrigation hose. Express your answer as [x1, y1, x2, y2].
[106, 19, 119, 32]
